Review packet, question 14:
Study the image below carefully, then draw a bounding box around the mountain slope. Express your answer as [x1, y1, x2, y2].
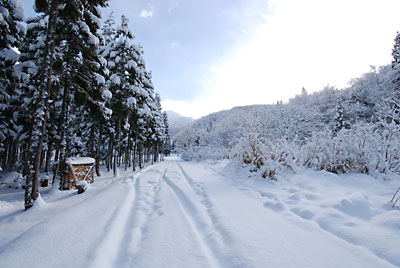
[166, 110, 194, 139]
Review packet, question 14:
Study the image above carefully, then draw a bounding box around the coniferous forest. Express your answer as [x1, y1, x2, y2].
[0, 0, 170, 210]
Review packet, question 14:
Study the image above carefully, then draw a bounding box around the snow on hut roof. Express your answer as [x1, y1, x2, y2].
[66, 157, 95, 165]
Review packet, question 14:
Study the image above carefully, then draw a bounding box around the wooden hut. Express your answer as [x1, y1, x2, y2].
[66, 157, 95, 190]
[162, 148, 171, 156]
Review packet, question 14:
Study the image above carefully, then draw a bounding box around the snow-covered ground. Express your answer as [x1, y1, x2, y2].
[0, 157, 399, 268]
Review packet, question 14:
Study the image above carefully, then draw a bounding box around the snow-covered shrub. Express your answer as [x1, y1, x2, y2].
[179, 144, 229, 161]
[231, 132, 263, 165]
[298, 122, 400, 175]
[299, 125, 371, 174]
[76, 180, 89, 194]
[232, 136, 298, 180]
[259, 138, 298, 178]
[175, 124, 231, 161]
[0, 172, 24, 189]
[374, 121, 400, 174]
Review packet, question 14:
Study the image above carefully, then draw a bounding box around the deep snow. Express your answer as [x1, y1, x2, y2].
[0, 157, 399, 268]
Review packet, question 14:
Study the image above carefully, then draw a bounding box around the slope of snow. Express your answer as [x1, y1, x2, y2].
[166, 110, 194, 139]
[0, 158, 398, 268]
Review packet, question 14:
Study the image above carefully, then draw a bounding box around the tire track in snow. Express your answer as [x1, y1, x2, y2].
[164, 163, 249, 268]
[87, 177, 136, 268]
[163, 173, 222, 268]
[88, 162, 168, 268]
[0, 176, 136, 268]
[116, 162, 167, 268]
[0, 176, 132, 252]
[176, 162, 237, 245]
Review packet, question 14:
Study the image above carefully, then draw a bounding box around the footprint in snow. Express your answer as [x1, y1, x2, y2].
[288, 194, 300, 201]
[344, 221, 357, 227]
[264, 201, 285, 212]
[153, 203, 164, 217]
[260, 192, 277, 200]
[290, 207, 314, 220]
[304, 193, 320, 200]
[202, 200, 213, 209]
[333, 199, 373, 220]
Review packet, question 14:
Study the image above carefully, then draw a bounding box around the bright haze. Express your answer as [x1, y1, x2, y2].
[21, 0, 400, 119]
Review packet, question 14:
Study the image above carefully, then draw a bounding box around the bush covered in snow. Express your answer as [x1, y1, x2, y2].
[231, 121, 400, 179]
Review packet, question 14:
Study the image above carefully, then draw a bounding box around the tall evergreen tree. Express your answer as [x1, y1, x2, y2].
[24, 0, 108, 209]
[162, 111, 171, 152]
[24, 0, 62, 209]
[385, 31, 400, 124]
[104, 15, 144, 175]
[14, 15, 48, 174]
[334, 97, 345, 135]
[0, 0, 25, 169]
[54, 0, 108, 189]
[392, 31, 400, 88]
[392, 32, 400, 102]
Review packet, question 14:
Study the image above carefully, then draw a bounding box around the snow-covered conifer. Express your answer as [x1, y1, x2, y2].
[334, 98, 345, 135]
[0, 0, 25, 167]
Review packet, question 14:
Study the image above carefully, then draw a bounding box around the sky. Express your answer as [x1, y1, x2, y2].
[20, 0, 400, 119]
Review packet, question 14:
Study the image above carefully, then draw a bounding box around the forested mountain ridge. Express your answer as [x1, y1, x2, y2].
[175, 60, 400, 179]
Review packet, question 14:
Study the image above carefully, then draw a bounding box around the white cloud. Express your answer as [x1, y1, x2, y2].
[168, 0, 180, 13]
[162, 98, 230, 119]
[170, 41, 181, 49]
[140, 10, 153, 18]
[201, 79, 211, 86]
[167, 0, 400, 118]
[209, 66, 220, 73]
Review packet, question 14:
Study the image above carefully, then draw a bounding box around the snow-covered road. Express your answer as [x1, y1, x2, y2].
[0, 158, 398, 268]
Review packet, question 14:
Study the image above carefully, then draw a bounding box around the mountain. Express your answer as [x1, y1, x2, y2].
[166, 110, 194, 139]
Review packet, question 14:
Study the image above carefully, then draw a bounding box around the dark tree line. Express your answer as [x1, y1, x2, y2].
[0, 0, 170, 209]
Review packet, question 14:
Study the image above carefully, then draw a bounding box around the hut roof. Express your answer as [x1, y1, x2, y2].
[66, 157, 95, 165]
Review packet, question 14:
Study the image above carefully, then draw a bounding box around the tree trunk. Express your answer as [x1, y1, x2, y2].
[52, 141, 60, 185]
[89, 124, 95, 158]
[138, 143, 143, 169]
[24, 0, 59, 210]
[124, 147, 129, 171]
[146, 146, 151, 163]
[153, 143, 158, 163]
[113, 120, 120, 176]
[40, 146, 46, 169]
[95, 122, 103, 177]
[132, 138, 137, 171]
[107, 134, 113, 172]
[45, 142, 53, 173]
[57, 70, 71, 190]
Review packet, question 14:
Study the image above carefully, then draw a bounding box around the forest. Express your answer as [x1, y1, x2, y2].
[1, 1, 400, 267]
[0, 0, 170, 210]
[2, 0, 400, 212]
[175, 33, 400, 186]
